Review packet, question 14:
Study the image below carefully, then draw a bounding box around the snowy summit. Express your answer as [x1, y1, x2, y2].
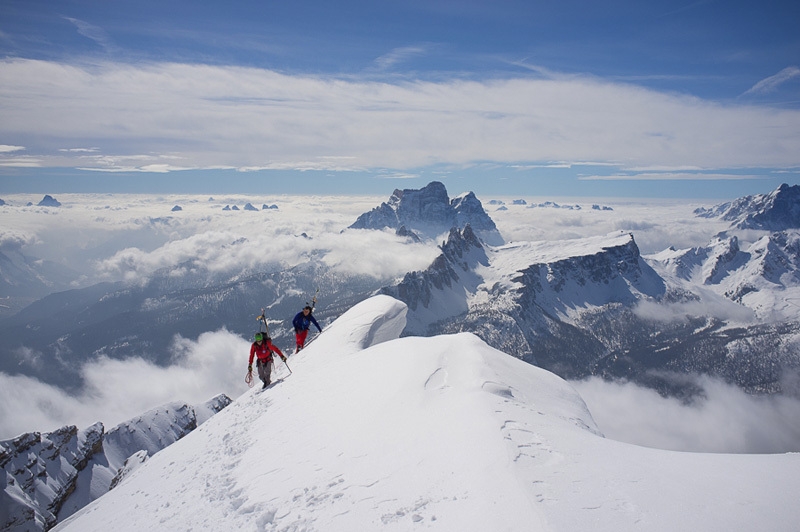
[55, 295, 800, 532]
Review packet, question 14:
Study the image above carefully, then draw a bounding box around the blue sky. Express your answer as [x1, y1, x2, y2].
[1, 0, 799, 199]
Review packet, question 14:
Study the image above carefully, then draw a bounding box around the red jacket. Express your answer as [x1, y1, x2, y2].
[249, 339, 284, 365]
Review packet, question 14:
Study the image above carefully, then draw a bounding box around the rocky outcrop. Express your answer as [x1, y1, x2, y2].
[1, 424, 104, 531]
[1, 395, 232, 532]
[381, 225, 488, 332]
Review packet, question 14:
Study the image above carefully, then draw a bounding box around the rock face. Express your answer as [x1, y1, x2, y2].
[381, 225, 488, 332]
[1, 395, 231, 532]
[0, 424, 103, 531]
[36, 195, 61, 207]
[695, 183, 800, 231]
[349, 181, 504, 245]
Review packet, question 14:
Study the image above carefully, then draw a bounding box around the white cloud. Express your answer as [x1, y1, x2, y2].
[488, 196, 730, 254]
[0, 230, 36, 251]
[634, 296, 756, 324]
[0, 144, 25, 153]
[1, 59, 799, 174]
[0, 156, 41, 167]
[59, 147, 100, 153]
[0, 193, 436, 282]
[0, 329, 252, 439]
[572, 376, 800, 453]
[95, 227, 439, 282]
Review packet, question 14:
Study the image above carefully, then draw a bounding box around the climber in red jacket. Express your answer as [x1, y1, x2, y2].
[248, 332, 286, 389]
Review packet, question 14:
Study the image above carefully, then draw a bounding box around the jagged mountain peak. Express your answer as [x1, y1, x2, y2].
[694, 183, 800, 231]
[383, 230, 665, 340]
[37, 195, 61, 207]
[440, 224, 488, 268]
[348, 181, 504, 245]
[647, 226, 800, 320]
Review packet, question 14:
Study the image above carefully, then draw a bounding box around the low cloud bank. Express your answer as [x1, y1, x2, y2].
[633, 296, 756, 324]
[573, 376, 800, 454]
[95, 228, 439, 283]
[0, 329, 252, 440]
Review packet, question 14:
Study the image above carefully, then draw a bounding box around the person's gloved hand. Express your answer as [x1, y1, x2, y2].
[247, 365, 252, 372]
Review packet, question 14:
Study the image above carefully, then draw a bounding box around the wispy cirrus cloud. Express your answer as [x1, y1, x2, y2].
[59, 147, 100, 153]
[374, 46, 429, 70]
[743, 66, 800, 96]
[580, 172, 765, 181]
[64, 17, 115, 52]
[0, 157, 41, 167]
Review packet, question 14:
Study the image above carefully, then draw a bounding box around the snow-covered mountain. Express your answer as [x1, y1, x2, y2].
[648, 231, 800, 320]
[382, 226, 800, 396]
[348, 181, 505, 245]
[1, 395, 231, 532]
[51, 296, 800, 532]
[694, 183, 800, 230]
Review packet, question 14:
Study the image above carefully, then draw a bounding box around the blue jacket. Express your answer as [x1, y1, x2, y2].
[293, 311, 321, 333]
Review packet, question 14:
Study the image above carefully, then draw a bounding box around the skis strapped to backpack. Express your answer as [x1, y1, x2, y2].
[256, 308, 270, 337]
[307, 288, 319, 311]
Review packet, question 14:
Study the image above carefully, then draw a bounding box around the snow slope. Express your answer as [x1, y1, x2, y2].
[55, 295, 800, 532]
